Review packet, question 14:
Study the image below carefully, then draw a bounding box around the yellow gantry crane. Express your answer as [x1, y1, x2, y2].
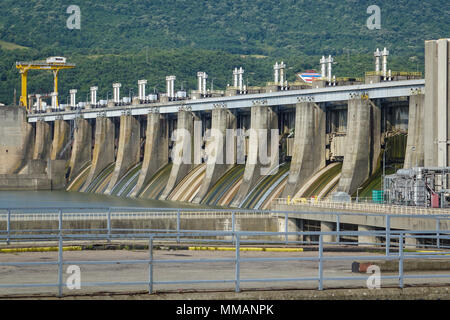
[15, 57, 75, 110]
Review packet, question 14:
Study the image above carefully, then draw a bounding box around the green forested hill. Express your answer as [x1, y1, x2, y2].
[0, 0, 448, 104]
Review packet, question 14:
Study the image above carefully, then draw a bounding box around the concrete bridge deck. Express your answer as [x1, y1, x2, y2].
[26, 80, 424, 122]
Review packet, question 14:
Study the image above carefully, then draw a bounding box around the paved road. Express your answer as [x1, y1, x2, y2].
[0, 249, 449, 298]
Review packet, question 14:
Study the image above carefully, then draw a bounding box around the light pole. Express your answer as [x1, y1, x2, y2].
[356, 187, 363, 203]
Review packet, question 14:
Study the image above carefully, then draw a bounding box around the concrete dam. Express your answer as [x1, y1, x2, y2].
[1, 39, 449, 211]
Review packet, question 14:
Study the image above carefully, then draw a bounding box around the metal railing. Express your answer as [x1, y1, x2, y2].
[1, 207, 450, 250]
[0, 230, 449, 297]
[274, 198, 450, 215]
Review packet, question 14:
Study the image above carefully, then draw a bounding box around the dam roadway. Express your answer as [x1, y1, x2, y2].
[26, 80, 424, 122]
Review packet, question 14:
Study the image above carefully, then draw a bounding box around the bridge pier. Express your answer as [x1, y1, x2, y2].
[404, 94, 425, 168]
[50, 119, 70, 160]
[193, 107, 237, 203]
[283, 101, 326, 198]
[358, 225, 377, 247]
[337, 97, 380, 196]
[33, 120, 52, 161]
[105, 115, 141, 195]
[231, 104, 278, 207]
[321, 221, 336, 243]
[68, 118, 92, 182]
[81, 117, 115, 191]
[277, 217, 303, 242]
[131, 112, 168, 197]
[160, 110, 199, 200]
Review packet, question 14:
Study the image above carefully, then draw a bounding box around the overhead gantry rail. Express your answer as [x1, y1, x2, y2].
[16, 57, 76, 110]
[26, 79, 425, 123]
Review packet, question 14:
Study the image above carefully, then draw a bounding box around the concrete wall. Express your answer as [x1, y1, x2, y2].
[0, 106, 34, 174]
[193, 108, 237, 203]
[132, 113, 169, 197]
[273, 204, 450, 232]
[231, 105, 278, 207]
[424, 39, 450, 167]
[283, 102, 326, 197]
[50, 120, 70, 160]
[32, 120, 52, 161]
[404, 94, 425, 168]
[68, 118, 92, 182]
[0, 217, 279, 240]
[0, 174, 51, 190]
[81, 117, 116, 191]
[160, 111, 199, 200]
[337, 98, 380, 195]
[105, 115, 141, 194]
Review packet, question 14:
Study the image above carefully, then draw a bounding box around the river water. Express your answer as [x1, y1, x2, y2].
[0, 191, 205, 209]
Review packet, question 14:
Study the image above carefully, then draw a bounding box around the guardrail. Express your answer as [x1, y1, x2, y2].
[0, 230, 449, 297]
[274, 198, 450, 215]
[1, 207, 450, 251]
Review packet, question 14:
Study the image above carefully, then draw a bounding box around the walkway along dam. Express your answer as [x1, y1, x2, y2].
[0, 39, 449, 212]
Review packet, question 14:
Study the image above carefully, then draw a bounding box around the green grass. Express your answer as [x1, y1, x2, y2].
[0, 40, 29, 50]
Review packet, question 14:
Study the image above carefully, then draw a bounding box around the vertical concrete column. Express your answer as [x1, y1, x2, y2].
[203, 73, 208, 96]
[233, 68, 238, 88]
[138, 80, 147, 101]
[160, 110, 198, 200]
[424, 39, 450, 167]
[0, 107, 35, 174]
[81, 117, 115, 191]
[337, 97, 373, 195]
[278, 217, 302, 242]
[321, 221, 336, 243]
[358, 225, 377, 247]
[404, 94, 425, 168]
[51, 92, 58, 110]
[405, 234, 419, 249]
[90, 87, 98, 106]
[197, 72, 204, 93]
[238, 67, 244, 92]
[131, 112, 169, 197]
[282, 101, 325, 197]
[193, 107, 237, 203]
[70, 89, 77, 108]
[33, 120, 52, 160]
[68, 118, 92, 181]
[50, 119, 70, 160]
[113, 83, 121, 104]
[35, 95, 42, 112]
[320, 56, 326, 79]
[374, 48, 381, 72]
[105, 115, 141, 194]
[273, 62, 279, 84]
[382, 48, 389, 80]
[279, 62, 285, 86]
[231, 104, 279, 207]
